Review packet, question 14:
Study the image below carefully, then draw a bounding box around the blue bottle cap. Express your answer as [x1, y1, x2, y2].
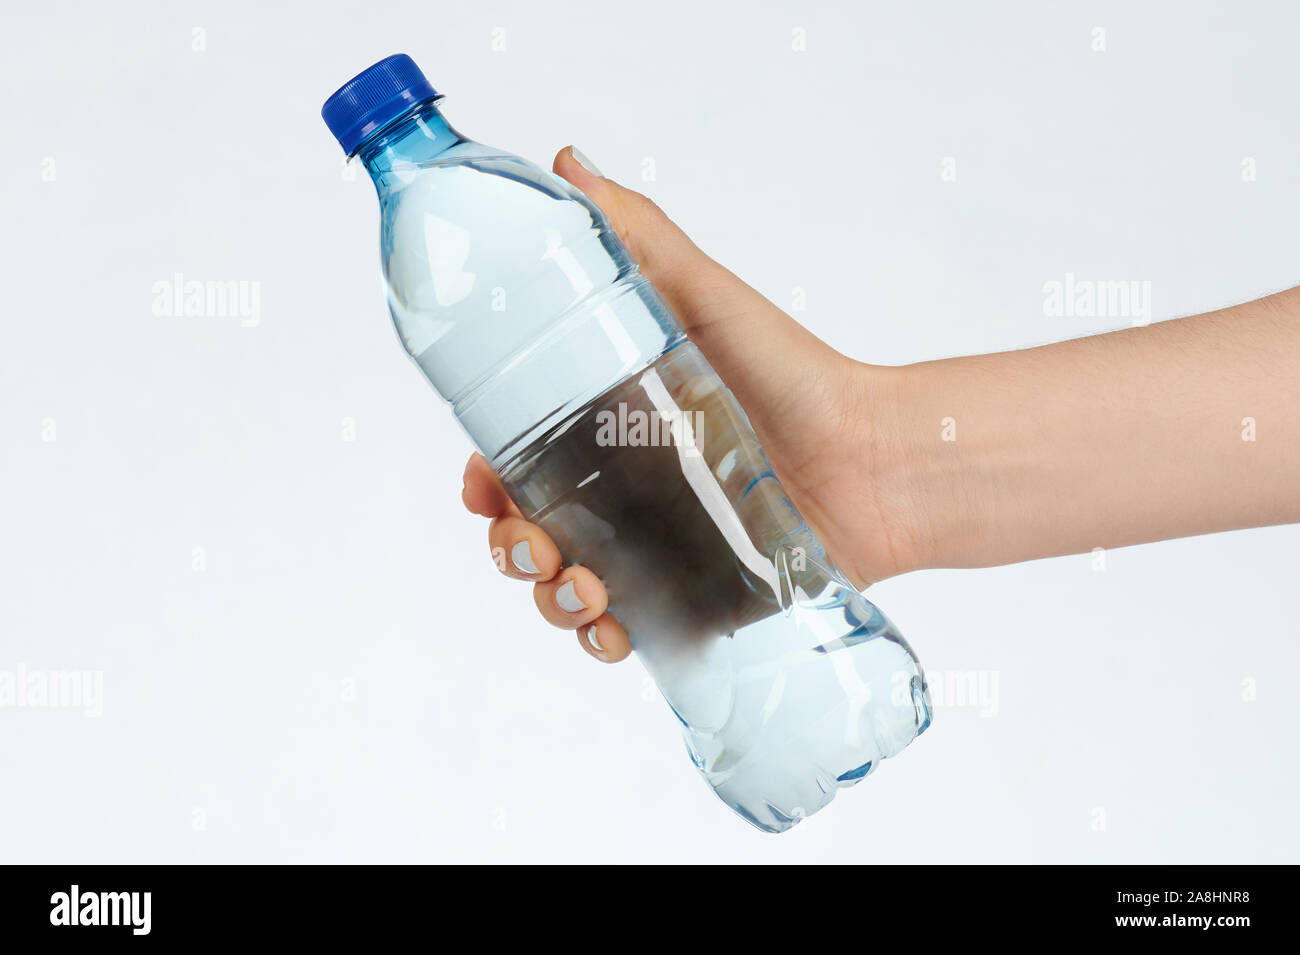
[322, 54, 442, 156]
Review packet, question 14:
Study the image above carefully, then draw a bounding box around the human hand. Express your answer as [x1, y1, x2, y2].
[461, 146, 917, 663]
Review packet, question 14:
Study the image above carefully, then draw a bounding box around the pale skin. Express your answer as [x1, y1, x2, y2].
[463, 146, 1300, 664]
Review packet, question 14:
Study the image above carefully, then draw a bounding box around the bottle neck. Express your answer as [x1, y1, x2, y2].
[356, 100, 464, 188]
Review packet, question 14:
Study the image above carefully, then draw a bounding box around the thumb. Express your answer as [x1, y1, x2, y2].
[551, 145, 847, 445]
[553, 145, 726, 328]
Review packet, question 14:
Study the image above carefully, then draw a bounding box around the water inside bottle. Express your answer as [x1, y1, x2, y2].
[500, 342, 932, 832]
[327, 60, 934, 832]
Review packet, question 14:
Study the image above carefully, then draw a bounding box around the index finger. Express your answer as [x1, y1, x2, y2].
[461, 453, 523, 519]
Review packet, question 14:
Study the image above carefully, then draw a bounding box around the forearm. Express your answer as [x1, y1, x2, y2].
[880, 287, 1300, 571]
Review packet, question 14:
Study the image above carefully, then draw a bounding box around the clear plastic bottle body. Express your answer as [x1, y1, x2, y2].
[360, 101, 931, 831]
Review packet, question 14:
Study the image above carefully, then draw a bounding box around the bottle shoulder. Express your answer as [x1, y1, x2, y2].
[377, 144, 627, 311]
[376, 144, 593, 213]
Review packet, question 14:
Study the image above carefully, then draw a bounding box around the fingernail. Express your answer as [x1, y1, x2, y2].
[556, 579, 587, 613]
[570, 147, 603, 178]
[511, 540, 539, 575]
[585, 623, 605, 653]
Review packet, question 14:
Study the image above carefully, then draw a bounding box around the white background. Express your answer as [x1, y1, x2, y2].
[2, 0, 1297, 863]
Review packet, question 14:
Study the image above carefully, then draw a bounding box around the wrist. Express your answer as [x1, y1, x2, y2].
[860, 358, 978, 576]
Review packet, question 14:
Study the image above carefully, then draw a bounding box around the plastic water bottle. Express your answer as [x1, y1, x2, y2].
[322, 54, 932, 832]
